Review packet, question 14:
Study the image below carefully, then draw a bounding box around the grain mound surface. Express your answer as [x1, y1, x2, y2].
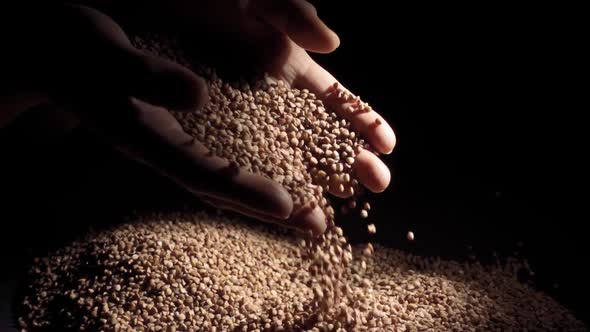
[19, 212, 587, 331]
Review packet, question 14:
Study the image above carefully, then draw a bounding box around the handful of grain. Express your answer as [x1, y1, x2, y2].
[135, 35, 374, 221]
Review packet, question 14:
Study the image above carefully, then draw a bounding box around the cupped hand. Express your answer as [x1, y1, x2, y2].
[158, 0, 396, 230]
[0, 1, 396, 235]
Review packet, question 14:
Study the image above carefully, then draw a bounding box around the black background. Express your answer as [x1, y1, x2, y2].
[1, 1, 587, 330]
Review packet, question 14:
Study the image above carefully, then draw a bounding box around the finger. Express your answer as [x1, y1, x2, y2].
[201, 197, 326, 236]
[323, 148, 391, 198]
[292, 51, 397, 154]
[290, 201, 327, 236]
[246, 0, 340, 53]
[353, 148, 391, 193]
[200, 197, 285, 225]
[134, 98, 293, 219]
[46, 5, 208, 111]
[327, 178, 354, 199]
[93, 98, 293, 220]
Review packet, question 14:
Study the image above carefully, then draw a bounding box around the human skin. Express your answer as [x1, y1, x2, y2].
[0, 0, 395, 235]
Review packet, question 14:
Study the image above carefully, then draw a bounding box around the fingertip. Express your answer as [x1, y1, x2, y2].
[354, 149, 391, 193]
[185, 75, 210, 111]
[298, 0, 340, 54]
[292, 203, 327, 236]
[295, 17, 340, 54]
[266, 181, 294, 219]
[373, 120, 397, 155]
[298, 15, 340, 54]
[386, 127, 397, 154]
[329, 29, 341, 51]
[230, 171, 294, 220]
[249, 0, 339, 54]
[327, 176, 354, 198]
[328, 190, 353, 199]
[306, 27, 340, 54]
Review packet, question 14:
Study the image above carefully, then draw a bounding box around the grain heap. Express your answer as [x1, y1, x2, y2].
[19, 212, 587, 331]
[132, 34, 378, 318]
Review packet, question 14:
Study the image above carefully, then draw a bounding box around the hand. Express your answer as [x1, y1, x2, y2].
[134, 0, 397, 231]
[0, 4, 292, 230]
[0, 1, 396, 235]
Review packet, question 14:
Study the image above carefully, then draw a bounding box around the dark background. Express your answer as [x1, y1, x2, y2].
[1, 1, 587, 330]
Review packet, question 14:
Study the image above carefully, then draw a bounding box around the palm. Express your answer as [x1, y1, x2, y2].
[238, 10, 396, 197]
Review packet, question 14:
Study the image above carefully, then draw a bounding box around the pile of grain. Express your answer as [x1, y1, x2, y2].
[19, 212, 587, 331]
